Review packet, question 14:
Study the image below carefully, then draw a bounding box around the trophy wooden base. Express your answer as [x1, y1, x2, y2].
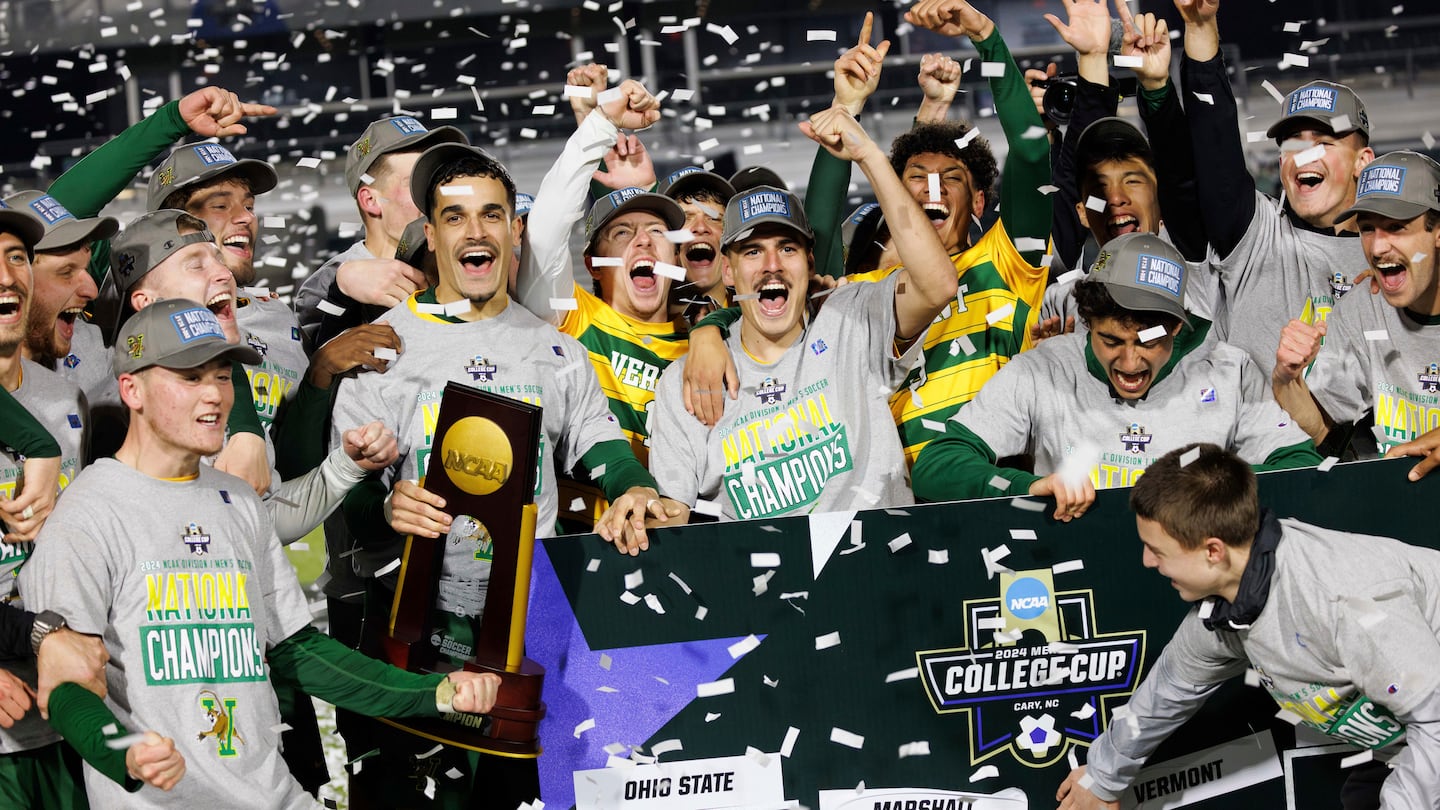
[377, 653, 546, 758]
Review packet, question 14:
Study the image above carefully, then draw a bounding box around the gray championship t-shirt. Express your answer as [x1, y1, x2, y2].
[957, 327, 1309, 488]
[1305, 289, 1440, 457]
[650, 274, 921, 520]
[1216, 191, 1367, 375]
[236, 293, 308, 430]
[329, 295, 624, 617]
[294, 241, 373, 344]
[19, 460, 317, 809]
[0, 360, 87, 754]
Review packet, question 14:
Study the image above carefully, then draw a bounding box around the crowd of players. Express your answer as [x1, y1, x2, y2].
[1, 0, 1439, 807]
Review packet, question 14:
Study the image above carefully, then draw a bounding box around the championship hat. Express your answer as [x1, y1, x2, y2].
[1074, 117, 1152, 171]
[1087, 232, 1190, 327]
[345, 116, 468, 196]
[515, 192, 536, 219]
[583, 187, 685, 254]
[4, 191, 118, 252]
[0, 198, 45, 248]
[729, 166, 788, 193]
[408, 143, 513, 221]
[113, 298, 260, 376]
[1265, 80, 1369, 141]
[658, 167, 736, 203]
[720, 185, 813, 250]
[1337, 151, 1440, 222]
[147, 142, 278, 211]
[110, 210, 216, 296]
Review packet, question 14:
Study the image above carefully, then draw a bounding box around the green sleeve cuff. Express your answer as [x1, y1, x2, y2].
[271, 380, 332, 479]
[268, 626, 446, 718]
[0, 386, 62, 458]
[1138, 80, 1172, 114]
[580, 439, 658, 501]
[1256, 440, 1324, 472]
[694, 306, 742, 340]
[226, 360, 264, 437]
[911, 422, 1040, 502]
[48, 682, 142, 792]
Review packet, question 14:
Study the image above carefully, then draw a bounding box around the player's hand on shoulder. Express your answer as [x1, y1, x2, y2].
[682, 325, 740, 428]
[387, 479, 451, 538]
[444, 671, 502, 715]
[126, 731, 186, 792]
[335, 258, 427, 309]
[308, 322, 402, 388]
[0, 454, 61, 542]
[214, 433, 271, 497]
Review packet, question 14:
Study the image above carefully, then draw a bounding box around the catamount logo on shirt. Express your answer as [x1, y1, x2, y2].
[197, 690, 244, 758]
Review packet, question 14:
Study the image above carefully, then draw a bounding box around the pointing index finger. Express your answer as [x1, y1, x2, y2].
[1113, 0, 1137, 30]
[857, 11, 874, 48]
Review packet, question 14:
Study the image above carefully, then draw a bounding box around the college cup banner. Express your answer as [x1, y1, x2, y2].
[523, 458, 1436, 808]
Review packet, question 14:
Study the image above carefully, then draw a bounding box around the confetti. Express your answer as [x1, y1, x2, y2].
[697, 678, 735, 697]
[1180, 446, 1202, 467]
[1292, 144, 1327, 167]
[1071, 702, 1097, 720]
[1113, 55, 1143, 68]
[888, 532, 912, 552]
[1138, 325, 1169, 342]
[663, 228, 696, 243]
[1052, 559, 1085, 574]
[375, 558, 401, 577]
[753, 570, 775, 595]
[815, 631, 841, 650]
[1244, 668, 1263, 687]
[1364, 330, 1389, 341]
[1192, 91, 1215, 105]
[1275, 708, 1304, 725]
[694, 499, 722, 517]
[750, 552, 782, 568]
[699, 137, 721, 151]
[955, 129, 981, 149]
[549, 298, 579, 311]
[439, 184, 473, 196]
[927, 173, 941, 202]
[1261, 80, 1286, 104]
[886, 668, 919, 682]
[654, 262, 686, 280]
[728, 634, 761, 658]
[619, 591, 640, 605]
[373, 347, 398, 362]
[652, 738, 683, 756]
[1014, 237, 1047, 253]
[968, 764, 998, 780]
[900, 741, 933, 758]
[696, 605, 708, 621]
[986, 303, 1015, 326]
[980, 62, 1006, 78]
[574, 718, 596, 737]
[643, 593, 666, 614]
[1284, 21, 1303, 32]
[1340, 750, 1374, 769]
[706, 22, 739, 44]
[1317, 456, 1339, 472]
[781, 726, 800, 757]
[315, 300, 347, 317]
[1085, 195, 1107, 212]
[1021, 125, 1049, 140]
[296, 157, 321, 169]
[928, 549, 950, 564]
[531, 105, 555, 116]
[807, 29, 837, 41]
[705, 712, 721, 722]
[443, 299, 472, 317]
[988, 476, 1012, 492]
[830, 727, 865, 749]
[1009, 529, 1037, 541]
[104, 733, 149, 750]
[416, 743, 444, 759]
[667, 571, 692, 593]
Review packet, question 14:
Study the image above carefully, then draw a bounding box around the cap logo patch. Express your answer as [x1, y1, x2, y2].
[666, 167, 700, 184]
[607, 187, 644, 206]
[116, 251, 136, 279]
[389, 116, 427, 136]
[170, 308, 225, 343]
[354, 136, 373, 159]
[738, 190, 789, 223]
[27, 195, 73, 225]
[1287, 86, 1337, 114]
[0, 199, 9, 210]
[1357, 165, 1405, 198]
[1134, 253, 1183, 297]
[155, 166, 175, 188]
[848, 202, 879, 224]
[191, 143, 237, 167]
[126, 334, 144, 358]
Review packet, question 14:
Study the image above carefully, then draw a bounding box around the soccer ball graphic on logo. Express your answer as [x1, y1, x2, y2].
[1016, 713, 1061, 758]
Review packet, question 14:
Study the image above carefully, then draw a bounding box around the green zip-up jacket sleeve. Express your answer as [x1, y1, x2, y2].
[0, 388, 62, 459]
[1256, 440, 1324, 472]
[912, 420, 1041, 502]
[975, 27, 1052, 266]
[229, 360, 264, 438]
[268, 625, 445, 718]
[47, 100, 190, 287]
[693, 306, 742, 340]
[46, 682, 142, 791]
[806, 147, 853, 279]
[271, 380, 332, 479]
[580, 438, 659, 501]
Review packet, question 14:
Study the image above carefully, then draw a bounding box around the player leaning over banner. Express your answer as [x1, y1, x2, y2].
[1057, 444, 1440, 810]
[1273, 151, 1440, 460]
[681, 0, 1051, 468]
[913, 233, 1318, 519]
[19, 299, 500, 809]
[647, 104, 956, 522]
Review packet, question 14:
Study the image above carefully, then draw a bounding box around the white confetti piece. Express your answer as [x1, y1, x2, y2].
[105, 732, 150, 750]
[652, 738, 683, 756]
[815, 631, 841, 650]
[781, 726, 800, 757]
[955, 129, 981, 150]
[372, 347, 398, 362]
[886, 667, 919, 682]
[643, 593, 666, 614]
[667, 571, 692, 593]
[1364, 330, 1390, 341]
[1292, 144, 1327, 167]
[574, 718, 596, 737]
[1261, 80, 1285, 104]
[762, 675, 780, 687]
[694, 499, 722, 517]
[1192, 91, 1215, 105]
[705, 712, 721, 722]
[980, 62, 1006, 78]
[1281, 53, 1309, 68]
[751, 552, 781, 568]
[1009, 529, 1037, 541]
[1113, 55, 1143, 68]
[563, 84, 593, 99]
[431, 107, 459, 120]
[424, 775, 437, 799]
[697, 678, 734, 697]
[706, 22, 738, 44]
[968, 764, 998, 780]
[698, 137, 720, 152]
[416, 743, 444, 759]
[296, 157, 321, 169]
[619, 590, 640, 605]
[445, 767, 464, 779]
[624, 570, 644, 589]
[978, 617, 1007, 630]
[375, 558, 401, 577]
[830, 727, 865, 749]
[531, 104, 556, 116]
[549, 298, 579, 311]
[1052, 559, 1085, 575]
[898, 741, 932, 758]
[1071, 702, 1097, 719]
[1284, 21, 1303, 32]
[1138, 325, 1169, 342]
[993, 628, 1023, 644]
[315, 299, 347, 317]
[1275, 708, 1304, 725]
[928, 549, 950, 564]
[596, 686, 618, 693]
[1317, 456, 1339, 472]
[753, 570, 775, 595]
[439, 184, 473, 196]
[1247, 131, 1270, 143]
[654, 262, 686, 280]
[1014, 237, 1048, 253]
[596, 87, 623, 106]
[1423, 132, 1436, 150]
[888, 532, 912, 552]
[1021, 125, 1049, 140]
[807, 29, 837, 41]
[1199, 598, 1217, 619]
[695, 605, 708, 621]
[1180, 446, 1202, 467]
[988, 476, 1012, 492]
[1341, 750, 1374, 769]
[921, 418, 947, 433]
[1244, 668, 1263, 687]
[728, 635, 761, 658]
[1085, 195, 1107, 213]
[986, 302, 1015, 326]
[927, 173, 941, 202]
[443, 299, 472, 317]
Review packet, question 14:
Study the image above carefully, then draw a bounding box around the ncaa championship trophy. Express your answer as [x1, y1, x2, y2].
[379, 381, 547, 756]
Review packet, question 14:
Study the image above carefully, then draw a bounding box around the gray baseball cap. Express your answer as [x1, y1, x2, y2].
[345, 116, 468, 197]
[113, 298, 260, 376]
[658, 167, 735, 203]
[1088, 232, 1190, 327]
[110, 210, 217, 295]
[583, 187, 685, 254]
[720, 185, 813, 250]
[515, 192, 535, 218]
[147, 142, 278, 211]
[1265, 80, 1369, 141]
[729, 165, 788, 193]
[0, 197, 44, 248]
[408, 142, 514, 221]
[1337, 151, 1440, 222]
[1074, 117, 1152, 171]
[394, 216, 431, 270]
[4, 191, 118, 252]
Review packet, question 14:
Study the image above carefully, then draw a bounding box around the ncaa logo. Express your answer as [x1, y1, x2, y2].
[1005, 577, 1049, 620]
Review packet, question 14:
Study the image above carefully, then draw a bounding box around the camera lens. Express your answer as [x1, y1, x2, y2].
[1043, 81, 1076, 125]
